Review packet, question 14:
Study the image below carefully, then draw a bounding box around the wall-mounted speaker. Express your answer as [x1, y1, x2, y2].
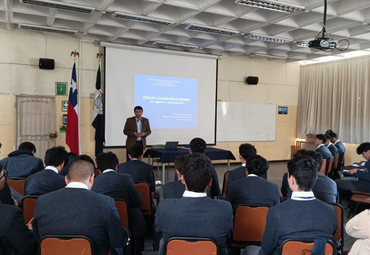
[39, 58, 55, 70]
[245, 76, 259, 85]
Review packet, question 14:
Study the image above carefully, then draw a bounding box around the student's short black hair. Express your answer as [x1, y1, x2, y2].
[239, 143, 257, 161]
[183, 153, 212, 192]
[129, 143, 144, 158]
[67, 159, 94, 182]
[134, 106, 143, 111]
[315, 134, 327, 143]
[96, 152, 119, 171]
[45, 146, 68, 167]
[325, 134, 331, 141]
[246, 155, 269, 176]
[294, 150, 323, 172]
[190, 138, 206, 153]
[325, 130, 334, 137]
[288, 156, 318, 191]
[356, 142, 370, 155]
[330, 132, 338, 138]
[18, 142, 37, 153]
[75, 154, 96, 169]
[174, 155, 187, 175]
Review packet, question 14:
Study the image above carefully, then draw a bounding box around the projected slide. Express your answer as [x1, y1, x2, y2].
[134, 75, 198, 129]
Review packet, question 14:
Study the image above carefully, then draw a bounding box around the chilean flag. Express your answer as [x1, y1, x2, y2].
[66, 63, 80, 155]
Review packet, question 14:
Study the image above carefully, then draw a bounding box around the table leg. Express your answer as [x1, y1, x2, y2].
[147, 155, 151, 164]
[162, 163, 166, 185]
[227, 160, 230, 171]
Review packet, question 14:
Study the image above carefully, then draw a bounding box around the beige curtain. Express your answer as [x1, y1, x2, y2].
[298, 55, 370, 144]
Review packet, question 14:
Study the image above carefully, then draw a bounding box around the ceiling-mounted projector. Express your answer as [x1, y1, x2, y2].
[308, 38, 337, 50]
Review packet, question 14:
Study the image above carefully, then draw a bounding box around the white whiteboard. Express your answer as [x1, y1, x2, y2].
[217, 102, 276, 142]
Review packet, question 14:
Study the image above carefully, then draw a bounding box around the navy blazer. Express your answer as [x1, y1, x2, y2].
[0, 150, 44, 178]
[227, 166, 267, 195]
[155, 196, 233, 255]
[24, 169, 66, 196]
[92, 171, 146, 238]
[316, 145, 332, 160]
[33, 187, 126, 255]
[0, 203, 37, 255]
[227, 176, 280, 208]
[258, 199, 337, 255]
[353, 164, 370, 193]
[327, 144, 339, 158]
[283, 173, 339, 204]
[334, 140, 346, 155]
[118, 160, 154, 192]
[163, 180, 185, 199]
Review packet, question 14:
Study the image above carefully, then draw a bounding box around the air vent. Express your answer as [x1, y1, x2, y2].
[235, 0, 305, 14]
[185, 24, 239, 37]
[20, 0, 95, 14]
[247, 34, 292, 44]
[249, 53, 287, 60]
[153, 41, 199, 50]
[112, 12, 174, 26]
[18, 23, 78, 35]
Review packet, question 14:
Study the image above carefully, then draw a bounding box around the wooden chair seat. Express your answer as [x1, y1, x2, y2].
[39, 235, 94, 255]
[164, 237, 218, 255]
[279, 239, 336, 255]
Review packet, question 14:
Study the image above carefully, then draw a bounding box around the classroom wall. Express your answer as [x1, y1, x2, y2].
[0, 28, 361, 164]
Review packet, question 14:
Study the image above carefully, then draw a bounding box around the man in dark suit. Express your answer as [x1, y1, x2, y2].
[257, 156, 337, 255]
[336, 142, 370, 193]
[0, 142, 44, 178]
[227, 155, 280, 208]
[0, 165, 37, 255]
[189, 137, 220, 198]
[163, 155, 187, 199]
[32, 159, 127, 255]
[118, 144, 154, 192]
[24, 146, 68, 196]
[325, 134, 338, 160]
[315, 134, 332, 160]
[155, 153, 233, 255]
[92, 152, 146, 240]
[227, 143, 261, 193]
[123, 106, 151, 161]
[281, 150, 339, 204]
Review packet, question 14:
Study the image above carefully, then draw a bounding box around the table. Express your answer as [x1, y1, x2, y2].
[144, 147, 236, 184]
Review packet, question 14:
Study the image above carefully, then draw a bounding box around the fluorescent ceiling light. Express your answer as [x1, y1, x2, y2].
[20, 0, 95, 14]
[112, 12, 174, 26]
[247, 34, 292, 43]
[185, 24, 239, 37]
[249, 53, 287, 60]
[18, 23, 78, 35]
[235, 0, 305, 14]
[153, 41, 199, 50]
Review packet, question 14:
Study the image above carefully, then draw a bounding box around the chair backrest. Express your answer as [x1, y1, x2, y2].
[164, 237, 218, 255]
[115, 199, 129, 229]
[135, 182, 152, 215]
[21, 196, 38, 223]
[221, 171, 229, 197]
[39, 235, 94, 255]
[326, 157, 334, 175]
[279, 239, 336, 255]
[319, 160, 327, 175]
[331, 203, 343, 251]
[7, 178, 26, 196]
[232, 205, 269, 245]
[338, 153, 345, 167]
[333, 156, 339, 171]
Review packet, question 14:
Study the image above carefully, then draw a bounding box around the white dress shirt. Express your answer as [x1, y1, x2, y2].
[291, 191, 316, 201]
[45, 166, 58, 174]
[65, 182, 89, 190]
[182, 190, 207, 198]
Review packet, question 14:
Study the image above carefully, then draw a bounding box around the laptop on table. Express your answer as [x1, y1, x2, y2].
[164, 141, 179, 150]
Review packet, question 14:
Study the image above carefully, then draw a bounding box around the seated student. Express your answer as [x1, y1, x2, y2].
[163, 155, 187, 199]
[155, 153, 233, 255]
[118, 144, 154, 192]
[188, 137, 220, 198]
[24, 146, 68, 196]
[0, 142, 44, 178]
[227, 143, 265, 191]
[330, 131, 346, 166]
[0, 165, 37, 255]
[92, 152, 146, 240]
[282, 150, 339, 204]
[33, 159, 127, 255]
[256, 156, 337, 255]
[60, 152, 77, 176]
[325, 134, 339, 160]
[315, 134, 332, 161]
[227, 155, 280, 208]
[336, 142, 370, 193]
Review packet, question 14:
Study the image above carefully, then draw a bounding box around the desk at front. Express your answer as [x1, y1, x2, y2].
[144, 147, 236, 184]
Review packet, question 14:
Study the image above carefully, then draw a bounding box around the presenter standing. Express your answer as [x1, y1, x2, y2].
[123, 106, 151, 161]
